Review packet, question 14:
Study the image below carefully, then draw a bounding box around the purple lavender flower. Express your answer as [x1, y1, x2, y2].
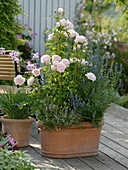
[80, 3, 85, 10]
[9, 137, 15, 145]
[9, 51, 21, 63]
[32, 52, 39, 59]
[26, 62, 36, 71]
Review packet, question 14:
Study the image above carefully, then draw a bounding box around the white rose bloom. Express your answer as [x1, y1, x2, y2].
[81, 59, 88, 65]
[68, 29, 79, 38]
[56, 22, 60, 27]
[53, 61, 60, 66]
[75, 35, 88, 43]
[61, 59, 70, 67]
[51, 65, 57, 70]
[69, 57, 80, 63]
[27, 77, 34, 85]
[14, 75, 25, 86]
[85, 72, 96, 82]
[58, 8, 64, 13]
[41, 55, 50, 63]
[48, 33, 56, 40]
[52, 55, 61, 61]
[32, 69, 40, 76]
[57, 62, 66, 73]
[77, 45, 81, 49]
[60, 19, 67, 26]
[67, 20, 74, 29]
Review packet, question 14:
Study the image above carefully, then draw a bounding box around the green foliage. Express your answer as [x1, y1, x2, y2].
[0, 148, 36, 170]
[113, 92, 128, 108]
[0, 0, 25, 50]
[17, 28, 36, 60]
[37, 101, 81, 131]
[0, 90, 32, 119]
[106, 0, 128, 19]
[0, 132, 18, 151]
[29, 9, 121, 129]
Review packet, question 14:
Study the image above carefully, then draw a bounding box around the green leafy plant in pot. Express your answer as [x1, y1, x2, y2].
[13, 8, 121, 157]
[0, 89, 34, 147]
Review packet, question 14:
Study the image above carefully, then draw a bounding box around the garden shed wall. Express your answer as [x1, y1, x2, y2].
[18, 0, 81, 55]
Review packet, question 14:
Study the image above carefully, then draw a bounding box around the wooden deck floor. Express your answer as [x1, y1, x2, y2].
[21, 104, 128, 170]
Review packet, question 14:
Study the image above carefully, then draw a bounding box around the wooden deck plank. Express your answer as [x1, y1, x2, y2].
[21, 146, 56, 170]
[102, 124, 128, 149]
[93, 152, 128, 170]
[100, 135, 128, 157]
[99, 143, 128, 168]
[79, 157, 111, 170]
[64, 158, 93, 170]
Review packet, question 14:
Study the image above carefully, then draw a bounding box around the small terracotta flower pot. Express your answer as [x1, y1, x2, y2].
[1, 117, 34, 147]
[37, 121, 104, 158]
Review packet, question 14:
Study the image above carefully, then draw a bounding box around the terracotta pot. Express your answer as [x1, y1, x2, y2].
[1, 117, 34, 147]
[37, 121, 104, 158]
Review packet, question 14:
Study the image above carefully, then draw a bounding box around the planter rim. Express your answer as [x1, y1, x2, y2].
[1, 116, 35, 124]
[37, 120, 104, 130]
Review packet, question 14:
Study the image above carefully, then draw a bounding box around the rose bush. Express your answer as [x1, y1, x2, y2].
[13, 8, 121, 130]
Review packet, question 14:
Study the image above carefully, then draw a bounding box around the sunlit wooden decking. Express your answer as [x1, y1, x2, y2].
[21, 104, 128, 170]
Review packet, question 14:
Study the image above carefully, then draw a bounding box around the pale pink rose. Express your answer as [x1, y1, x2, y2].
[75, 35, 87, 43]
[41, 55, 50, 63]
[60, 19, 67, 26]
[27, 77, 34, 85]
[14, 75, 25, 86]
[57, 62, 66, 73]
[58, 8, 64, 13]
[85, 72, 96, 82]
[52, 55, 61, 61]
[56, 22, 60, 27]
[68, 29, 79, 38]
[61, 59, 70, 67]
[51, 65, 57, 70]
[67, 20, 74, 29]
[32, 69, 40, 76]
[53, 61, 60, 66]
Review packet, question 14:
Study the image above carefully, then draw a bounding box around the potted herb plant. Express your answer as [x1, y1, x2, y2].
[13, 8, 121, 157]
[0, 89, 34, 147]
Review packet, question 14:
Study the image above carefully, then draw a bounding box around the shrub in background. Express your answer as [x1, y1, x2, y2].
[0, 0, 25, 50]
[75, 0, 128, 94]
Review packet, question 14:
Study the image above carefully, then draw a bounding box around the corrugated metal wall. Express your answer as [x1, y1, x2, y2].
[18, 0, 81, 55]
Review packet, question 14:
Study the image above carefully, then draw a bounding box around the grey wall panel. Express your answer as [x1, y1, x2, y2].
[18, 0, 81, 55]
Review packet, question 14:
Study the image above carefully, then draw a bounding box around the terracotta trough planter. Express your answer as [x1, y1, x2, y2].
[1, 117, 34, 147]
[37, 121, 104, 158]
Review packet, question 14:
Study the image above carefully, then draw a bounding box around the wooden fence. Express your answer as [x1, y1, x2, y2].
[18, 0, 81, 55]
